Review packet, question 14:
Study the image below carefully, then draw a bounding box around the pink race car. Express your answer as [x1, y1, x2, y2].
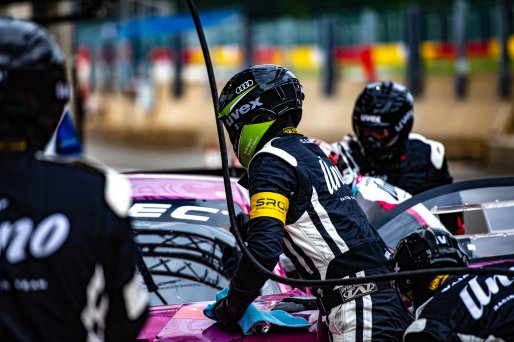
[126, 171, 514, 341]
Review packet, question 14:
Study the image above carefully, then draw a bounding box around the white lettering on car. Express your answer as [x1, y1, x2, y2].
[128, 203, 172, 218]
[170, 206, 220, 222]
[128, 203, 231, 223]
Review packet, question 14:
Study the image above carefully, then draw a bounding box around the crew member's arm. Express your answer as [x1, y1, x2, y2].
[214, 154, 296, 329]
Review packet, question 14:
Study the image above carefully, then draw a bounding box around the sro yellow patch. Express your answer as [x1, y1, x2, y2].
[250, 192, 289, 224]
[282, 127, 301, 135]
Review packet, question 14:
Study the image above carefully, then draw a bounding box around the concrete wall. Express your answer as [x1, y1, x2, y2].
[85, 73, 514, 164]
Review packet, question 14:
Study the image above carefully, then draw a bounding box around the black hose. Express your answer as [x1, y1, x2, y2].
[184, 0, 514, 287]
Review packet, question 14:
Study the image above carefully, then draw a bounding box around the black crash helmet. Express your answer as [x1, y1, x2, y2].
[352, 81, 414, 164]
[391, 225, 469, 272]
[0, 17, 70, 151]
[217, 64, 304, 168]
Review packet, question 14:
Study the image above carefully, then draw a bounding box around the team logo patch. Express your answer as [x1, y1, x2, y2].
[394, 109, 413, 132]
[236, 80, 254, 94]
[224, 96, 262, 127]
[360, 114, 381, 123]
[339, 282, 378, 301]
[250, 192, 289, 224]
[283, 127, 301, 135]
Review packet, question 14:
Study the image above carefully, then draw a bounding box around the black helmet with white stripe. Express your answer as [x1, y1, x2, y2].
[0, 17, 70, 151]
[352, 81, 413, 164]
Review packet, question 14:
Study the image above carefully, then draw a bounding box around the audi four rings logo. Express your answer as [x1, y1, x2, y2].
[236, 80, 254, 94]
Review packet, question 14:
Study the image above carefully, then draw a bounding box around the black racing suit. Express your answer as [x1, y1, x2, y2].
[404, 261, 514, 342]
[336, 133, 464, 234]
[230, 133, 412, 341]
[340, 133, 453, 195]
[0, 151, 148, 341]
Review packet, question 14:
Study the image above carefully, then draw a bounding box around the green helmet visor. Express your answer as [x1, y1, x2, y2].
[237, 119, 276, 168]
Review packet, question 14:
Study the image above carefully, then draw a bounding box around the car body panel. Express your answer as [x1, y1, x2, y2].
[137, 290, 322, 341]
[127, 173, 314, 341]
[128, 173, 250, 213]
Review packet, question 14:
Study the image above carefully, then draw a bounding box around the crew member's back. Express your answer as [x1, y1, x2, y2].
[0, 17, 148, 341]
[1, 157, 148, 341]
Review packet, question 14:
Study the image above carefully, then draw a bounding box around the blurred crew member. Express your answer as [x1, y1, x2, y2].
[332, 81, 463, 234]
[391, 226, 514, 341]
[212, 64, 412, 341]
[0, 18, 148, 341]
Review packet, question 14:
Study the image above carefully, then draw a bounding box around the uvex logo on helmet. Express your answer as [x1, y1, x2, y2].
[225, 97, 263, 127]
[434, 235, 448, 245]
[394, 109, 413, 132]
[236, 80, 254, 94]
[360, 114, 381, 124]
